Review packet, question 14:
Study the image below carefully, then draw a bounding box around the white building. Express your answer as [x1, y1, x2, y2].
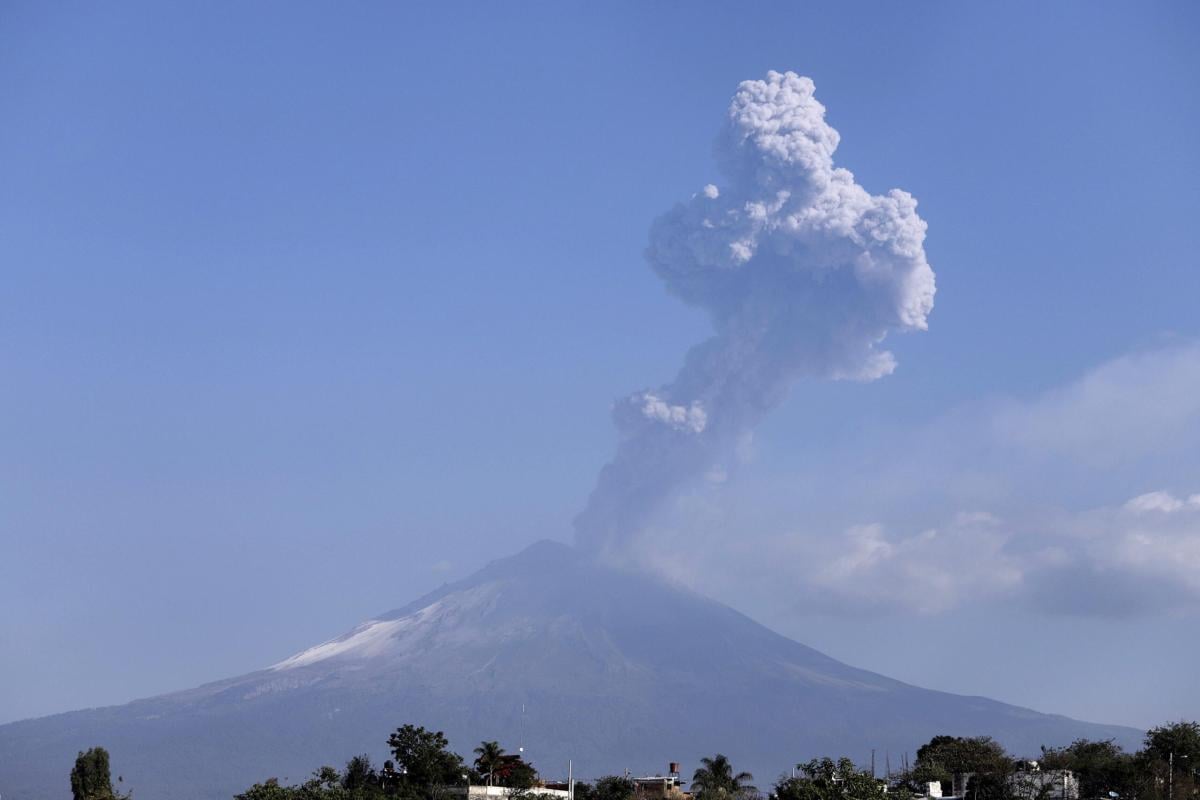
[457, 786, 571, 800]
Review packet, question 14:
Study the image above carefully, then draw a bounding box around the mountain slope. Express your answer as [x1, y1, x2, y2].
[0, 541, 1139, 800]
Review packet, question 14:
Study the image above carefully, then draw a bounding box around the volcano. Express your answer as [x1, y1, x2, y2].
[0, 541, 1137, 800]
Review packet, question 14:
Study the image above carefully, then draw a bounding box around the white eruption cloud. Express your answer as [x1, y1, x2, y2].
[575, 71, 936, 553]
[634, 393, 708, 434]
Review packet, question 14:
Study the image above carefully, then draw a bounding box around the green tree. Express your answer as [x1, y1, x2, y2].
[235, 777, 297, 800]
[474, 742, 506, 786]
[494, 757, 537, 790]
[913, 736, 1013, 796]
[71, 747, 125, 800]
[342, 756, 382, 795]
[298, 766, 347, 800]
[386, 724, 468, 797]
[773, 757, 884, 800]
[591, 776, 636, 800]
[963, 772, 1013, 800]
[692, 754, 757, 800]
[1140, 722, 1200, 800]
[236, 759, 387, 800]
[1144, 723, 1200, 770]
[1040, 739, 1138, 800]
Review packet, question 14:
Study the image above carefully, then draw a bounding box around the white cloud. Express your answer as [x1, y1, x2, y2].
[1024, 493, 1200, 615]
[1125, 491, 1187, 513]
[804, 514, 1023, 615]
[824, 490, 1200, 616]
[991, 344, 1200, 466]
[635, 392, 707, 433]
[628, 344, 1200, 618]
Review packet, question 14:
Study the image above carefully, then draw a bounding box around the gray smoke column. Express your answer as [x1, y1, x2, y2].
[575, 71, 936, 554]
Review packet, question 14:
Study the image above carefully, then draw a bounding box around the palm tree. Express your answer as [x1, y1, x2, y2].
[692, 754, 756, 800]
[474, 741, 506, 786]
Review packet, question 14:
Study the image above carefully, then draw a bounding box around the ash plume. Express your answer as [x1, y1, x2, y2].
[575, 71, 936, 554]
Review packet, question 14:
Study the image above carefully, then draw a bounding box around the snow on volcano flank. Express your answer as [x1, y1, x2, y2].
[575, 71, 936, 554]
[271, 583, 504, 670]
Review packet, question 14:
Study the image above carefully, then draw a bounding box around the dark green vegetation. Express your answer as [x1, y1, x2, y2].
[691, 754, 757, 800]
[234, 725, 537, 800]
[70, 748, 127, 800]
[880, 723, 1200, 800]
[572, 776, 637, 800]
[778, 757, 888, 800]
[214, 722, 1199, 800]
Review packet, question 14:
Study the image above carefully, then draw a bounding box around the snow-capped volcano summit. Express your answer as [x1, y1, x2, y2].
[0, 541, 1137, 800]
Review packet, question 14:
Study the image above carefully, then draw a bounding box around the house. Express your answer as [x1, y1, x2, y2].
[633, 766, 689, 800]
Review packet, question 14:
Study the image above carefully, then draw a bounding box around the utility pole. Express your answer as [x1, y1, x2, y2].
[1169, 752, 1174, 800]
[872, 750, 876, 779]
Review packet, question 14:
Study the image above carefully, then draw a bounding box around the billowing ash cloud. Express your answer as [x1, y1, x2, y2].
[575, 71, 936, 553]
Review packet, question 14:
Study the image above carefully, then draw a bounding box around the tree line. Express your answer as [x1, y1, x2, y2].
[885, 724, 1200, 800]
[68, 720, 1200, 800]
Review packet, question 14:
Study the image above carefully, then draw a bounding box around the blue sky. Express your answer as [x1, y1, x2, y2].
[2, 2, 1199, 730]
